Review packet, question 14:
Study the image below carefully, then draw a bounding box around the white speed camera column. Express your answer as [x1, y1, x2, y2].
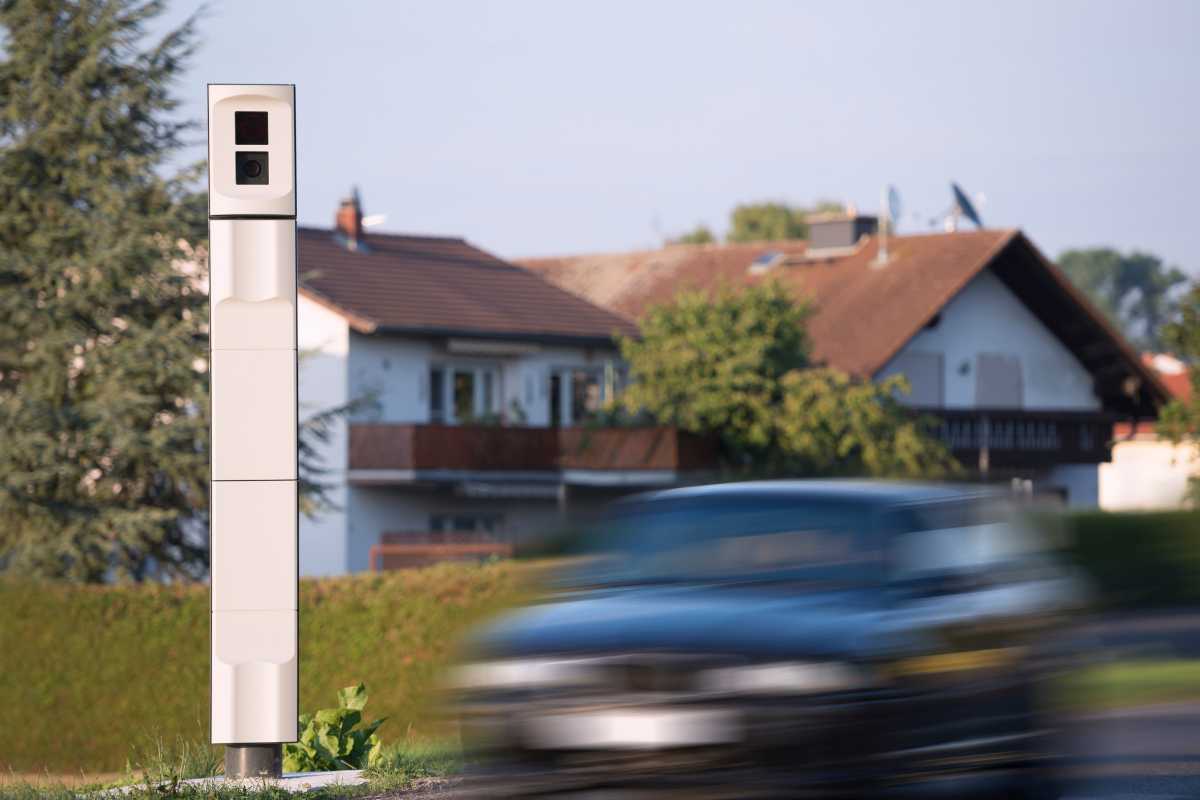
[208, 85, 297, 748]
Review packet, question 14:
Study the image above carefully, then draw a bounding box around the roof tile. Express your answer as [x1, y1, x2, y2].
[521, 231, 1014, 376]
[299, 227, 638, 342]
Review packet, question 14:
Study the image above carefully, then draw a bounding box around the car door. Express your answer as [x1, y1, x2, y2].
[881, 499, 1039, 764]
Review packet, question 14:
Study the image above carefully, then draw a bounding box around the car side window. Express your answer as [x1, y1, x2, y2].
[886, 499, 1042, 591]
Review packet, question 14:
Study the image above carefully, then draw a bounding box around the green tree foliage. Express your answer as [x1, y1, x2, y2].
[726, 200, 844, 243]
[617, 282, 957, 477]
[670, 224, 716, 245]
[728, 202, 808, 243]
[1158, 283, 1200, 504]
[0, 0, 208, 580]
[1058, 247, 1187, 351]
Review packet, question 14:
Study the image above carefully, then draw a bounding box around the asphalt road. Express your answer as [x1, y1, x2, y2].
[1057, 610, 1200, 797]
[1059, 701, 1200, 799]
[404, 702, 1200, 799]
[405, 613, 1200, 799]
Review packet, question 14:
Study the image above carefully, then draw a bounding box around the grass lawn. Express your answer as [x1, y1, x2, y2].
[1053, 658, 1200, 713]
[0, 739, 459, 799]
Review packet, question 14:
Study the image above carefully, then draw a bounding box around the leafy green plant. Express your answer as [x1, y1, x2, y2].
[283, 684, 386, 772]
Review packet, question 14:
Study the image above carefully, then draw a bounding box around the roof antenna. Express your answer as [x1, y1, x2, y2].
[650, 212, 665, 247]
[874, 185, 901, 267]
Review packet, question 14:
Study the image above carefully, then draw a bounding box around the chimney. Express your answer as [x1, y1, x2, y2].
[335, 187, 364, 251]
[807, 211, 878, 254]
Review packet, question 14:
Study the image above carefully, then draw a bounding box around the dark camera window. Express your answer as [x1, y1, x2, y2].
[235, 111, 268, 145]
[235, 151, 269, 185]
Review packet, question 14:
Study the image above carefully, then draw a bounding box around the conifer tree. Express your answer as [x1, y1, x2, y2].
[0, 0, 208, 580]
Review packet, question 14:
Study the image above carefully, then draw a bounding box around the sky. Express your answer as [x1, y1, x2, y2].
[158, 0, 1200, 269]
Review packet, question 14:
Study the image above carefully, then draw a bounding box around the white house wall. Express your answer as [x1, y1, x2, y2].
[1100, 439, 1197, 509]
[345, 487, 570, 572]
[345, 334, 619, 426]
[1046, 463, 1100, 508]
[877, 269, 1100, 411]
[297, 294, 351, 576]
[347, 333, 433, 423]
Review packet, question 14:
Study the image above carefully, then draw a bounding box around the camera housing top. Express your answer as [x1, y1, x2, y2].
[208, 84, 295, 217]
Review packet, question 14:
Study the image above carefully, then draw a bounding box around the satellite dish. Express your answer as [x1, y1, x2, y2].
[950, 182, 984, 229]
[887, 186, 902, 227]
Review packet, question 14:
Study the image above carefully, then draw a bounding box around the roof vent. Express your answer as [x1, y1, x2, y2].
[807, 212, 878, 256]
[748, 250, 786, 274]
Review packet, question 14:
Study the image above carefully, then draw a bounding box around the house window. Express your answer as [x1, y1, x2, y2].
[429, 367, 445, 423]
[482, 371, 495, 417]
[549, 366, 610, 426]
[975, 353, 1023, 408]
[431, 363, 501, 424]
[430, 513, 504, 534]
[570, 369, 603, 422]
[453, 369, 475, 421]
[549, 372, 563, 427]
[888, 351, 944, 407]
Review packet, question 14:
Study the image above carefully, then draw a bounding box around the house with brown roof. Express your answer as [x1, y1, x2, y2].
[521, 214, 1169, 506]
[296, 197, 711, 575]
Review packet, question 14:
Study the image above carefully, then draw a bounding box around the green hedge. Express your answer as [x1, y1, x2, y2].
[1044, 509, 1200, 609]
[0, 562, 531, 774]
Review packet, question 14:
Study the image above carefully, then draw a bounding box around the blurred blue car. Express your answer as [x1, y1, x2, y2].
[453, 481, 1080, 798]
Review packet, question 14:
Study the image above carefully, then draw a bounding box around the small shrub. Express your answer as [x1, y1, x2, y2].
[283, 684, 385, 772]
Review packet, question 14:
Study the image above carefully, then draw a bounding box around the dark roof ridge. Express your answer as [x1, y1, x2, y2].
[297, 224, 468, 245]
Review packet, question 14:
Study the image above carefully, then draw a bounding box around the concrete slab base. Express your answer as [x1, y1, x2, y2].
[115, 769, 367, 794]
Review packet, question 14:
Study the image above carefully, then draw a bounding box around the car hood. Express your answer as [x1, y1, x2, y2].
[469, 583, 899, 660]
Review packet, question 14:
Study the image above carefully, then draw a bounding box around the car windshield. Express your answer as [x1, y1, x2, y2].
[575, 495, 883, 587]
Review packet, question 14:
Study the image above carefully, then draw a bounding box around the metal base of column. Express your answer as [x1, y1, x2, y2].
[225, 743, 283, 778]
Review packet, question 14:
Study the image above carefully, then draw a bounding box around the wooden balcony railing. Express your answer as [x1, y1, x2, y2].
[348, 423, 716, 475]
[372, 530, 514, 570]
[920, 408, 1116, 468]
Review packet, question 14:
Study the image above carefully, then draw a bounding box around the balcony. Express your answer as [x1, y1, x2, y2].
[922, 408, 1116, 469]
[347, 423, 717, 486]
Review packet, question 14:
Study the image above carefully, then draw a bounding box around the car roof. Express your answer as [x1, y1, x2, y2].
[618, 479, 1000, 509]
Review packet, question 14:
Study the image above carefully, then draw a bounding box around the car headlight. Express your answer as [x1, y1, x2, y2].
[697, 661, 869, 694]
[449, 657, 601, 691]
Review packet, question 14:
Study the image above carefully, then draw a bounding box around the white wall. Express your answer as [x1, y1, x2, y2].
[1101, 439, 1197, 509]
[297, 294, 350, 576]
[346, 335, 620, 427]
[347, 334, 433, 423]
[877, 269, 1100, 411]
[345, 486, 568, 572]
[295, 318, 635, 575]
[1046, 463, 1100, 508]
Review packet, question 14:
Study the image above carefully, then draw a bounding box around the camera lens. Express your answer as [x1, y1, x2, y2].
[235, 151, 269, 185]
